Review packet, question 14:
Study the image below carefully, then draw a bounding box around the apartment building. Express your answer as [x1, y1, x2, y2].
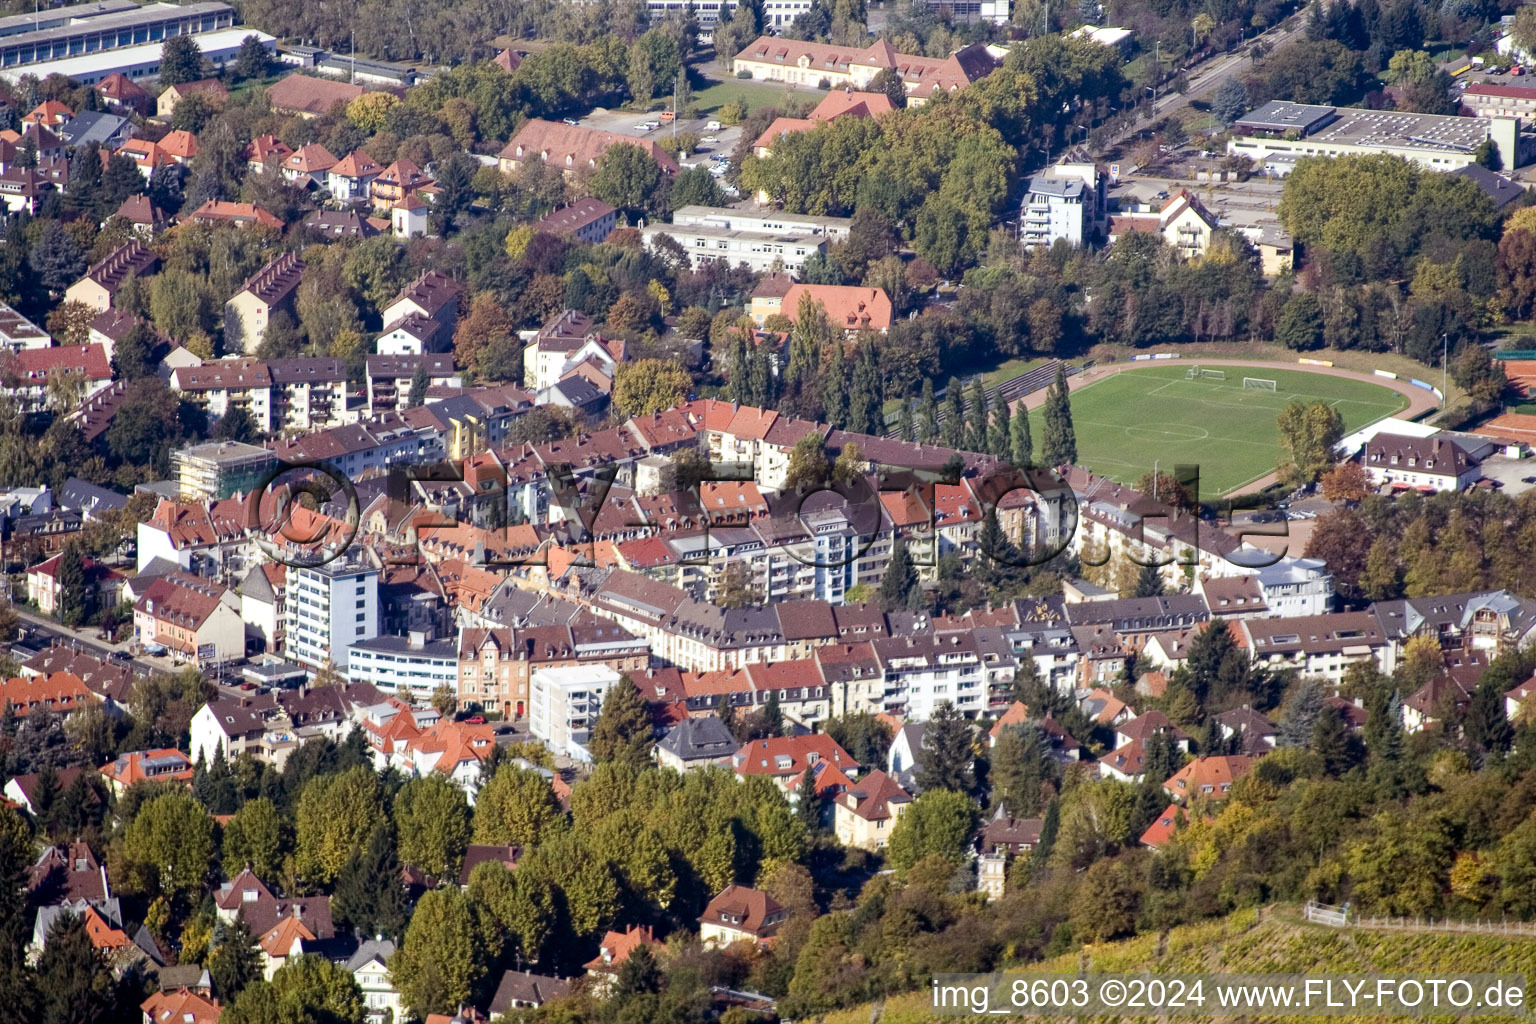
[171, 440, 277, 501]
[225, 251, 305, 354]
[528, 664, 621, 761]
[346, 631, 459, 702]
[285, 555, 381, 671]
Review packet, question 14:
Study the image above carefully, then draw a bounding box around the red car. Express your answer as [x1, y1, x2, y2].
[464, 715, 485, 724]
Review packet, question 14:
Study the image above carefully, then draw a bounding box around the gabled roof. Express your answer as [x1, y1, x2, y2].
[330, 148, 381, 179]
[499, 118, 680, 175]
[267, 74, 366, 116]
[698, 884, 784, 937]
[282, 142, 339, 174]
[837, 768, 910, 821]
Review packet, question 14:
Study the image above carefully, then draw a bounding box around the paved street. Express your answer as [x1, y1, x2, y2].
[1103, 14, 1308, 149]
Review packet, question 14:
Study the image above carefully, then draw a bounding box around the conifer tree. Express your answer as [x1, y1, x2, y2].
[880, 537, 918, 611]
[333, 825, 410, 941]
[914, 701, 974, 795]
[1041, 363, 1077, 466]
[588, 674, 655, 768]
[941, 377, 965, 449]
[992, 392, 1012, 459]
[1010, 403, 1033, 469]
[918, 378, 939, 442]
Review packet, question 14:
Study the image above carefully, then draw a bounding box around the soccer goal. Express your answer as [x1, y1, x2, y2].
[1199, 368, 1226, 380]
[1243, 377, 1278, 391]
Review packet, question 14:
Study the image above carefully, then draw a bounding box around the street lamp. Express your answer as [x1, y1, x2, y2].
[1441, 333, 1448, 409]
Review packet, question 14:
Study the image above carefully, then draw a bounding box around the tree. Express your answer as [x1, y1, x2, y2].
[866, 66, 908, 109]
[221, 796, 286, 881]
[1276, 291, 1325, 350]
[233, 33, 272, 79]
[879, 537, 919, 611]
[990, 724, 1052, 815]
[36, 912, 120, 1024]
[671, 165, 726, 208]
[333, 826, 410, 941]
[1277, 400, 1344, 489]
[1069, 856, 1143, 942]
[390, 887, 493, 1018]
[394, 775, 471, 881]
[783, 434, 831, 491]
[1312, 705, 1363, 776]
[472, 767, 565, 846]
[223, 953, 366, 1024]
[159, 34, 207, 85]
[613, 359, 692, 417]
[1132, 562, 1165, 598]
[29, 221, 85, 296]
[121, 789, 214, 903]
[453, 292, 515, 377]
[54, 542, 89, 627]
[1040, 363, 1077, 467]
[406, 360, 430, 408]
[294, 766, 385, 885]
[469, 860, 554, 966]
[1209, 78, 1249, 125]
[208, 916, 262, 1002]
[1279, 678, 1327, 747]
[886, 789, 979, 870]
[1467, 673, 1515, 760]
[588, 674, 655, 768]
[914, 701, 974, 794]
[823, 712, 893, 766]
[1319, 460, 1371, 502]
[111, 321, 158, 381]
[627, 29, 682, 104]
[590, 143, 666, 214]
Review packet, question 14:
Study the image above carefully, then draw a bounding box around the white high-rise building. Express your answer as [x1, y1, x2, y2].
[284, 555, 380, 672]
[529, 665, 621, 762]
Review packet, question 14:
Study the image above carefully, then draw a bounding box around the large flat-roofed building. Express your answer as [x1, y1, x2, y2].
[670, 204, 852, 242]
[0, 1, 136, 38]
[0, 27, 272, 85]
[641, 222, 827, 273]
[0, 1, 233, 69]
[1227, 100, 1527, 173]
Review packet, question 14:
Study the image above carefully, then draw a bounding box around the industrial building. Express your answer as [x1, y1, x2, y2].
[1226, 100, 1529, 174]
[0, 1, 273, 85]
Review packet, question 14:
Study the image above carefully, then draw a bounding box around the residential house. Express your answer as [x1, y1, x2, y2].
[832, 768, 911, 850]
[267, 74, 366, 118]
[26, 550, 124, 616]
[0, 673, 96, 720]
[113, 194, 167, 236]
[346, 939, 401, 1023]
[327, 149, 382, 203]
[371, 158, 432, 211]
[1362, 433, 1481, 492]
[1163, 754, 1253, 803]
[132, 570, 244, 665]
[382, 270, 460, 333]
[244, 134, 294, 174]
[497, 119, 680, 177]
[584, 925, 663, 996]
[731, 36, 999, 103]
[391, 193, 429, 238]
[65, 241, 159, 312]
[187, 200, 283, 230]
[100, 748, 194, 796]
[95, 72, 150, 115]
[698, 884, 786, 947]
[58, 110, 134, 149]
[1238, 611, 1389, 684]
[141, 988, 223, 1024]
[654, 715, 737, 772]
[779, 283, 892, 334]
[731, 734, 859, 793]
[533, 197, 618, 243]
[487, 971, 574, 1013]
[281, 142, 339, 187]
[156, 78, 227, 119]
[225, 251, 305, 353]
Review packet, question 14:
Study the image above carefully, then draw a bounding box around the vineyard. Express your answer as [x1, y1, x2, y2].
[819, 907, 1536, 1024]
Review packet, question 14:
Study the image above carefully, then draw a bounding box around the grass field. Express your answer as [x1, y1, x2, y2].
[1026, 364, 1410, 495]
[689, 77, 810, 115]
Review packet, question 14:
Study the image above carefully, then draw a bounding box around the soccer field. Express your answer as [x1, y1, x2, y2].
[1026, 364, 1411, 496]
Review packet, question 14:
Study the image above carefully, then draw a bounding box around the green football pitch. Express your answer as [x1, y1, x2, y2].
[1026, 364, 1411, 496]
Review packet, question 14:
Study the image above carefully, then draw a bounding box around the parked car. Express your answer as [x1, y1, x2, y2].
[562, 117, 580, 125]
[632, 122, 650, 131]
[701, 135, 719, 143]
[1522, 476, 1536, 484]
[465, 715, 486, 724]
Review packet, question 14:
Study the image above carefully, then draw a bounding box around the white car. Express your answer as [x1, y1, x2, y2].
[705, 120, 722, 130]
[701, 135, 719, 143]
[632, 122, 650, 131]
[644, 121, 661, 130]
[710, 163, 727, 176]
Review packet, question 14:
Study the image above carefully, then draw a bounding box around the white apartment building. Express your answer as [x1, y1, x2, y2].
[1020, 163, 1104, 248]
[640, 222, 827, 274]
[346, 632, 459, 702]
[284, 556, 380, 671]
[1252, 558, 1334, 617]
[529, 665, 620, 762]
[873, 633, 987, 719]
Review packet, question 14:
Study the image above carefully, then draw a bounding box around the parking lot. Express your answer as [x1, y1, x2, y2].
[578, 107, 745, 174]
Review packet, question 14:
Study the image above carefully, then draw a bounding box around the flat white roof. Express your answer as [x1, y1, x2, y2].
[1337, 415, 1439, 455]
[0, 26, 271, 84]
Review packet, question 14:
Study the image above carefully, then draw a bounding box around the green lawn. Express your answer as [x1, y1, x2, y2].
[690, 77, 816, 116]
[1027, 364, 1409, 495]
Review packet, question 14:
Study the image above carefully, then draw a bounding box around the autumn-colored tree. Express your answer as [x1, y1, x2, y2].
[612, 359, 691, 417]
[1318, 460, 1371, 502]
[453, 292, 516, 375]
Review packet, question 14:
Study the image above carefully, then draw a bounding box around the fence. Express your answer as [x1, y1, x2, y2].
[1494, 350, 1536, 361]
[1303, 900, 1536, 936]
